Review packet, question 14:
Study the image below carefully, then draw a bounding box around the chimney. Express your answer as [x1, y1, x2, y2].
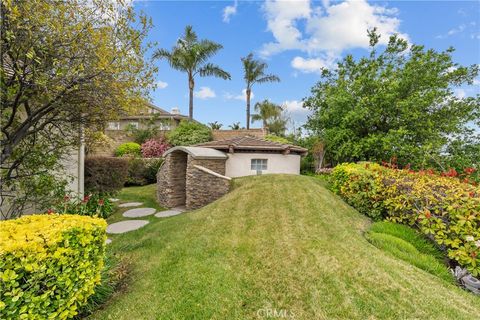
[171, 107, 180, 115]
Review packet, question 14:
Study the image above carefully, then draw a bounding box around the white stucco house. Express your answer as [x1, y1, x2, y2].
[195, 136, 308, 177]
[157, 136, 308, 209]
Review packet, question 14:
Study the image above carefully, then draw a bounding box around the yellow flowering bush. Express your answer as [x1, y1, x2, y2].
[331, 163, 480, 275]
[0, 214, 107, 319]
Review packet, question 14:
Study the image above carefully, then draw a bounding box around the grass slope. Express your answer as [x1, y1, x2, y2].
[92, 175, 480, 319]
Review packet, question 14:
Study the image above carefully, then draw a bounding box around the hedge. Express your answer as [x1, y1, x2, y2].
[115, 142, 141, 157]
[126, 157, 163, 186]
[331, 163, 480, 276]
[84, 157, 128, 194]
[0, 214, 107, 319]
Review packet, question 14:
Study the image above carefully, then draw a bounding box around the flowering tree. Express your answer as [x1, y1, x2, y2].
[141, 139, 170, 158]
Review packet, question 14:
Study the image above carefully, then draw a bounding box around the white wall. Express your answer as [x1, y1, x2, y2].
[225, 152, 301, 178]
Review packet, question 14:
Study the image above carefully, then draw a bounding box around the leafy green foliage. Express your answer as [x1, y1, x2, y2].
[331, 163, 480, 275]
[52, 194, 114, 219]
[1, 0, 155, 218]
[0, 214, 106, 319]
[366, 222, 453, 283]
[167, 120, 212, 146]
[304, 29, 479, 168]
[84, 157, 129, 194]
[126, 158, 163, 186]
[251, 100, 287, 135]
[115, 142, 142, 157]
[264, 134, 290, 144]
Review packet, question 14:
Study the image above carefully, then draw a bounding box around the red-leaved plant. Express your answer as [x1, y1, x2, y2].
[141, 138, 170, 158]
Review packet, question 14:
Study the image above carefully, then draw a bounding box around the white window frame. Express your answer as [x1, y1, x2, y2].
[107, 121, 120, 130]
[130, 122, 139, 129]
[251, 159, 268, 171]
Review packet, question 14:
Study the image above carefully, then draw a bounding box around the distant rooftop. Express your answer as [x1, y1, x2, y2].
[195, 136, 308, 155]
[120, 102, 188, 120]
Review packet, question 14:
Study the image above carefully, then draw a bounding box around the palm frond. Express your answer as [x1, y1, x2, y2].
[256, 74, 281, 84]
[198, 63, 231, 80]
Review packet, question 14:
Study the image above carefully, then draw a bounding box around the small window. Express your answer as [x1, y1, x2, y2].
[251, 159, 268, 171]
[130, 122, 139, 129]
[107, 122, 120, 130]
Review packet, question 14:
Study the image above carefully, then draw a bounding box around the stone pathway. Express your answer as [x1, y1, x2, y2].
[106, 204, 187, 241]
[118, 202, 143, 208]
[154, 207, 186, 218]
[107, 220, 149, 234]
[123, 207, 156, 218]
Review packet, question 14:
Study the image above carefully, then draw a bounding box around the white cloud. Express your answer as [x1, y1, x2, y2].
[291, 55, 335, 73]
[282, 100, 311, 123]
[223, 0, 238, 23]
[156, 80, 168, 89]
[224, 89, 254, 101]
[261, 0, 407, 57]
[436, 24, 467, 39]
[194, 86, 216, 99]
[473, 78, 480, 86]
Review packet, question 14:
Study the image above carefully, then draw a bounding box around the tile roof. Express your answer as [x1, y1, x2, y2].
[195, 136, 308, 155]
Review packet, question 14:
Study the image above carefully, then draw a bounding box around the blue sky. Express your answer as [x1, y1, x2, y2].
[134, 0, 480, 130]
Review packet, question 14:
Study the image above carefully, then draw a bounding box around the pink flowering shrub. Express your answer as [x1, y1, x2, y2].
[141, 138, 169, 158]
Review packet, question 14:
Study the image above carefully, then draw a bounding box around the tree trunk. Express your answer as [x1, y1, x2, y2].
[246, 88, 251, 130]
[188, 74, 194, 119]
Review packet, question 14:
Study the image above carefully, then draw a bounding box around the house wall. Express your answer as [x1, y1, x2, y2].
[225, 152, 301, 177]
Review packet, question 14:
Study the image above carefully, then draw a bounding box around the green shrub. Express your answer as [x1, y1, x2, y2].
[126, 158, 163, 186]
[115, 142, 141, 157]
[264, 134, 290, 144]
[0, 214, 106, 319]
[85, 157, 128, 194]
[52, 194, 114, 219]
[167, 120, 212, 146]
[331, 163, 480, 276]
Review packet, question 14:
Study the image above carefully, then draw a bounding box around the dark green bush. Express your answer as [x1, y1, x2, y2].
[167, 120, 212, 146]
[126, 157, 163, 186]
[85, 157, 128, 194]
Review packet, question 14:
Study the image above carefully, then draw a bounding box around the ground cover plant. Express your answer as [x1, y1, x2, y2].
[0, 214, 106, 319]
[90, 175, 480, 319]
[331, 162, 480, 276]
[366, 221, 453, 283]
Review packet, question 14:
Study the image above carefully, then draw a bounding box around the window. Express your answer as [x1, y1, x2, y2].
[130, 122, 139, 129]
[251, 159, 268, 171]
[107, 122, 120, 130]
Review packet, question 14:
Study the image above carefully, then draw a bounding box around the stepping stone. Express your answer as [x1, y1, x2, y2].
[109, 198, 119, 202]
[123, 207, 156, 218]
[155, 207, 186, 218]
[118, 202, 143, 208]
[105, 238, 112, 245]
[106, 220, 149, 234]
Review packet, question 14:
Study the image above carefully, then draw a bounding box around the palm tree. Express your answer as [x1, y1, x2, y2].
[229, 122, 241, 130]
[251, 100, 282, 129]
[153, 26, 231, 119]
[208, 121, 223, 130]
[241, 53, 280, 129]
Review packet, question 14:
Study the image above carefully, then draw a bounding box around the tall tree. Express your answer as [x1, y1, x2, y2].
[251, 99, 287, 135]
[153, 26, 231, 119]
[241, 53, 280, 129]
[304, 29, 479, 168]
[1, 0, 155, 218]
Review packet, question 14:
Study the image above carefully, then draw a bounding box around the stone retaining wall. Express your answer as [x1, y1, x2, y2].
[157, 151, 187, 208]
[186, 157, 229, 209]
[157, 151, 230, 210]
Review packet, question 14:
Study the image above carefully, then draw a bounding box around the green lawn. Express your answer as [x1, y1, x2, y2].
[92, 175, 480, 319]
